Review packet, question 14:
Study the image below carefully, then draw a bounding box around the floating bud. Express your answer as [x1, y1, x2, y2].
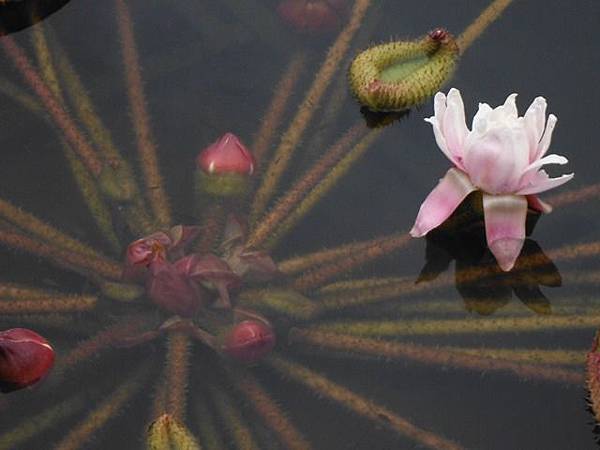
[222, 320, 276, 363]
[587, 332, 600, 423]
[0, 328, 55, 393]
[147, 259, 204, 317]
[277, 0, 348, 33]
[122, 232, 172, 282]
[348, 29, 459, 112]
[196, 133, 255, 197]
[175, 254, 241, 309]
[147, 414, 201, 450]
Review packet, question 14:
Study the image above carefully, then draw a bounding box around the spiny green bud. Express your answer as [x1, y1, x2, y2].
[348, 28, 459, 112]
[147, 414, 201, 450]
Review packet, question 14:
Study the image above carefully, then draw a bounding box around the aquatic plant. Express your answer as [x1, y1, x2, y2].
[411, 89, 573, 271]
[0, 0, 598, 449]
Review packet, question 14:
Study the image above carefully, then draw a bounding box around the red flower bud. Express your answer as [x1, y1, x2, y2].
[0, 328, 55, 393]
[147, 260, 204, 317]
[122, 232, 172, 282]
[222, 320, 276, 363]
[196, 133, 255, 176]
[277, 0, 348, 33]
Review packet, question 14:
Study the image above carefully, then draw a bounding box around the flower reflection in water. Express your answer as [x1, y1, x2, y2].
[0, 0, 598, 449]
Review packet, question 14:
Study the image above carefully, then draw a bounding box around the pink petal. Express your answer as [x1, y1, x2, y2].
[483, 194, 527, 271]
[526, 195, 553, 214]
[518, 154, 569, 188]
[516, 170, 574, 195]
[410, 168, 476, 237]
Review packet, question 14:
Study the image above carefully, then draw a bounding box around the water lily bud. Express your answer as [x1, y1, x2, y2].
[195, 133, 255, 197]
[349, 29, 459, 112]
[175, 254, 241, 309]
[147, 259, 204, 317]
[122, 232, 172, 282]
[277, 0, 348, 33]
[222, 320, 276, 363]
[0, 328, 55, 393]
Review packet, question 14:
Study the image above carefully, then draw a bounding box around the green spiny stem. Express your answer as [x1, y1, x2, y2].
[266, 129, 382, 250]
[250, 0, 373, 221]
[195, 392, 226, 450]
[292, 231, 410, 292]
[0, 313, 74, 329]
[0, 36, 104, 177]
[0, 228, 122, 280]
[248, 122, 366, 249]
[209, 384, 261, 450]
[238, 288, 320, 321]
[435, 346, 584, 366]
[194, 202, 225, 253]
[586, 331, 600, 423]
[287, 329, 584, 385]
[0, 396, 85, 450]
[225, 368, 313, 450]
[0, 294, 96, 314]
[348, 31, 459, 112]
[164, 332, 191, 422]
[457, 0, 515, 53]
[318, 276, 412, 294]
[268, 354, 464, 450]
[251, 52, 307, 167]
[115, 0, 171, 229]
[54, 365, 149, 450]
[0, 282, 58, 298]
[278, 231, 407, 275]
[0, 77, 44, 113]
[315, 314, 600, 337]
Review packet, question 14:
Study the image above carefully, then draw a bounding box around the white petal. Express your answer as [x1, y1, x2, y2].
[516, 171, 574, 195]
[472, 103, 492, 133]
[523, 154, 568, 174]
[524, 96, 547, 158]
[432, 91, 447, 128]
[502, 93, 518, 118]
[534, 114, 557, 160]
[442, 88, 469, 158]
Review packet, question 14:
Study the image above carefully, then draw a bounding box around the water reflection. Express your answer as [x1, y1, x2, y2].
[0, 0, 70, 35]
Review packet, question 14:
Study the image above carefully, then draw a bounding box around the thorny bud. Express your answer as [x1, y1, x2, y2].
[277, 0, 348, 33]
[0, 328, 55, 393]
[222, 320, 276, 363]
[147, 414, 201, 450]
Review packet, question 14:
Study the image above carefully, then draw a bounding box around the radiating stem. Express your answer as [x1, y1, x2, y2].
[316, 314, 600, 337]
[209, 385, 261, 450]
[251, 52, 307, 166]
[0, 36, 103, 176]
[266, 129, 382, 249]
[164, 332, 191, 422]
[248, 122, 366, 248]
[194, 393, 226, 450]
[268, 355, 464, 450]
[115, 0, 171, 228]
[54, 366, 148, 450]
[318, 276, 412, 294]
[292, 232, 410, 291]
[0, 283, 57, 298]
[547, 182, 600, 208]
[457, 0, 515, 53]
[0, 229, 121, 280]
[238, 288, 320, 320]
[226, 369, 312, 450]
[0, 396, 85, 450]
[287, 329, 584, 385]
[251, 0, 373, 220]
[0, 294, 96, 314]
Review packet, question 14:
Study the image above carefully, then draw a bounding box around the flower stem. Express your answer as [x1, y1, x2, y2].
[164, 332, 191, 422]
[250, 0, 373, 220]
[194, 393, 226, 450]
[238, 288, 320, 321]
[457, 0, 515, 53]
[248, 122, 366, 248]
[115, 0, 171, 228]
[268, 354, 464, 450]
[0, 294, 96, 315]
[287, 329, 584, 385]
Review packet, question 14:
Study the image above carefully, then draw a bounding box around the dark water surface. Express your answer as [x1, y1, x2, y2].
[0, 1, 599, 449]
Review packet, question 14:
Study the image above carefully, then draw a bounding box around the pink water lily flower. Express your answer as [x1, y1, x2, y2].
[410, 88, 573, 271]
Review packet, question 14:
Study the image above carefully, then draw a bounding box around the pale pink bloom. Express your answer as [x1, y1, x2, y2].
[411, 88, 573, 271]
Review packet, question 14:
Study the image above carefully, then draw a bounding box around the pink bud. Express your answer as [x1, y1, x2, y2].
[0, 328, 55, 392]
[196, 133, 255, 176]
[222, 320, 276, 363]
[277, 0, 348, 33]
[123, 232, 172, 282]
[147, 260, 204, 317]
[428, 28, 450, 43]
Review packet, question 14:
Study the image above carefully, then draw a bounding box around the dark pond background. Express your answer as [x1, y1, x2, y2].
[0, 0, 599, 449]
